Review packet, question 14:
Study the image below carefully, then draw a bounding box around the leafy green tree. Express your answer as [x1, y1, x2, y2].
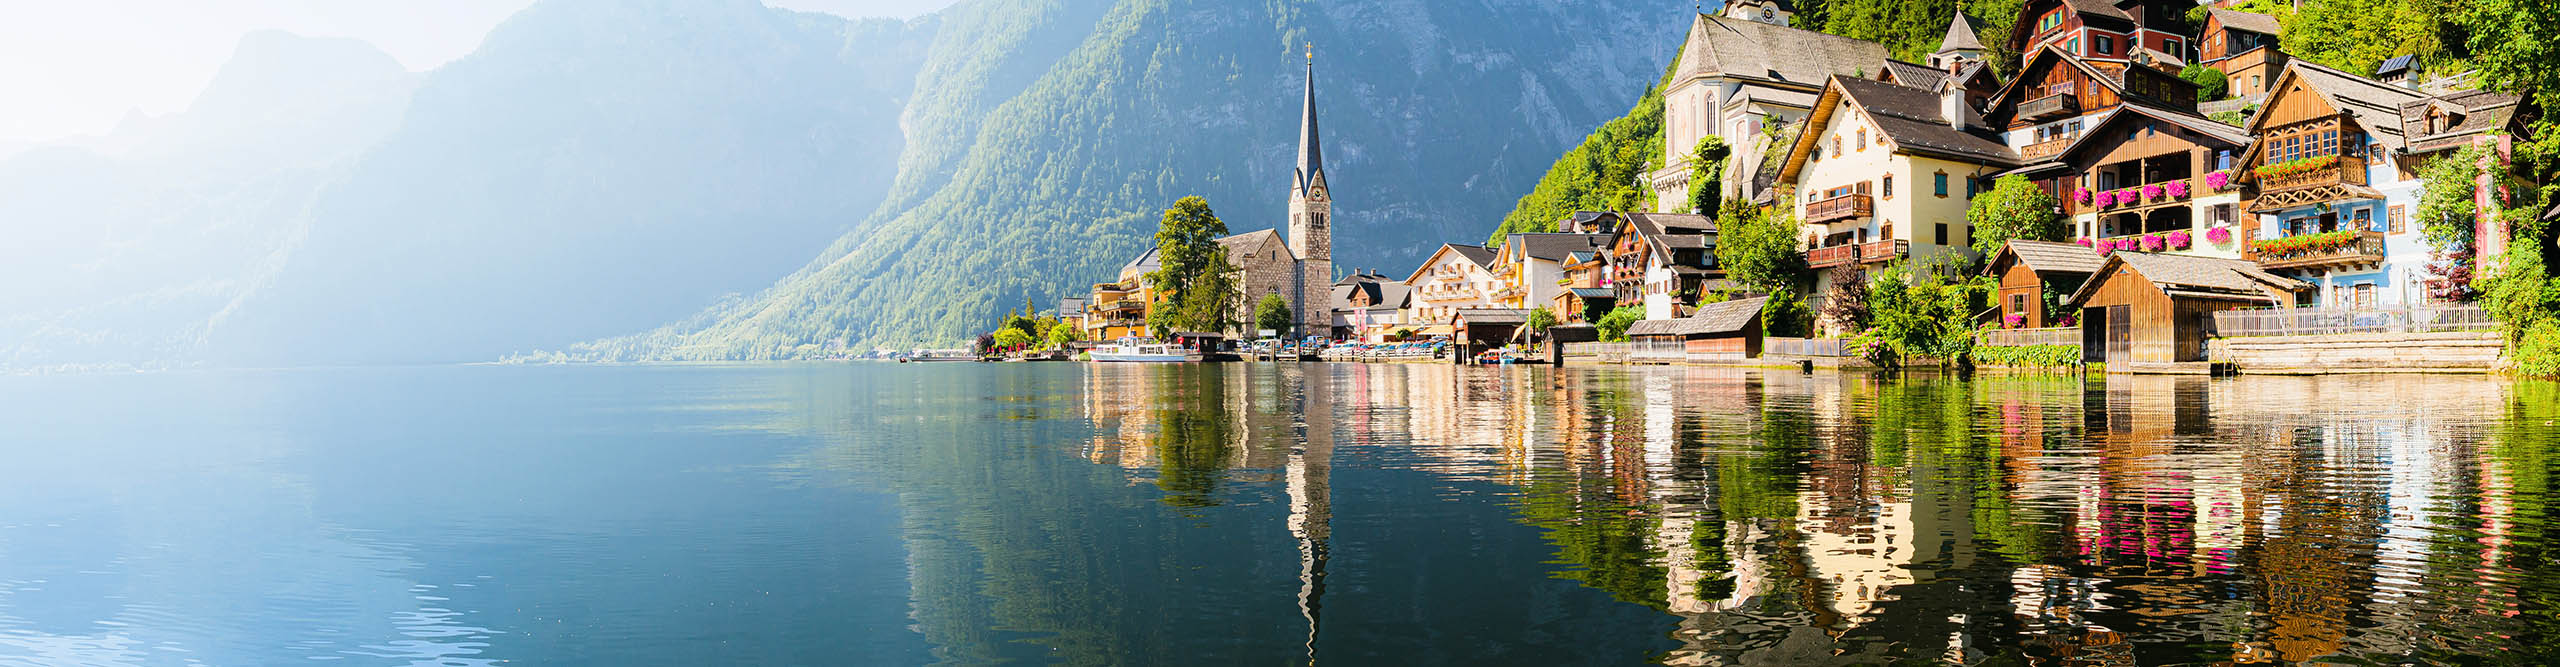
[1145, 196, 1244, 336]
[1527, 306, 1559, 340]
[1851, 263, 1993, 367]
[2282, 0, 2459, 76]
[1761, 287, 1812, 338]
[1045, 319, 1083, 348]
[2178, 65, 2228, 102]
[2419, 144, 2492, 301]
[1595, 305, 1645, 342]
[1967, 175, 2066, 258]
[2464, 0, 2560, 110]
[991, 328, 1032, 351]
[1252, 293, 1295, 337]
[1713, 199, 1809, 294]
[1685, 137, 1731, 215]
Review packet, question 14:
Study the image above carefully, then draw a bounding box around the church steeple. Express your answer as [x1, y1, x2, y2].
[1294, 45, 1326, 197]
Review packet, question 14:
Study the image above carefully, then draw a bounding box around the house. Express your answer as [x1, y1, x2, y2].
[1625, 296, 1769, 360]
[1984, 44, 2205, 188]
[1647, 12, 1888, 212]
[2398, 88, 2533, 260]
[1449, 308, 1531, 362]
[2199, 9, 2284, 99]
[1057, 297, 1088, 334]
[1086, 250, 1161, 340]
[2067, 251, 2305, 364]
[1490, 232, 1611, 312]
[1877, 14, 2002, 111]
[1554, 248, 1617, 324]
[2231, 60, 2429, 308]
[1402, 243, 1504, 338]
[1332, 270, 1414, 342]
[1985, 239, 2107, 328]
[1776, 75, 2018, 321]
[2375, 55, 2423, 89]
[2051, 103, 2254, 258]
[1604, 212, 1720, 320]
[2006, 0, 2196, 68]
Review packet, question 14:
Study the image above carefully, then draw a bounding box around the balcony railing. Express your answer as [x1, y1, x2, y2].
[1805, 193, 1873, 225]
[2019, 92, 2080, 122]
[1806, 239, 1909, 269]
[2250, 230, 2387, 269]
[2019, 136, 2073, 160]
[2257, 155, 2367, 193]
[2212, 304, 2494, 337]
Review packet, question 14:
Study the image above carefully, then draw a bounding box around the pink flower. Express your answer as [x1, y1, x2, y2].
[2206, 226, 2232, 244]
[2206, 171, 2231, 190]
[2141, 234, 2164, 251]
[2097, 243, 2115, 256]
[2143, 184, 2164, 200]
[2005, 313, 2026, 328]
[2093, 191, 2113, 207]
[2075, 188, 2092, 204]
[2075, 237, 2093, 247]
[2164, 181, 2189, 198]
[2166, 230, 2192, 249]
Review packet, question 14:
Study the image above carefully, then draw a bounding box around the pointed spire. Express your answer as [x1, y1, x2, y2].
[1295, 43, 1325, 197]
[1939, 12, 1984, 54]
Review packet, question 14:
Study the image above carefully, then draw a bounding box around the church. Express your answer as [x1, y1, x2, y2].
[1085, 50, 1335, 341]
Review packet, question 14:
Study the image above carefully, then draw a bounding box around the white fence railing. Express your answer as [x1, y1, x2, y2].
[1562, 340, 1686, 361]
[1764, 337, 1850, 357]
[2211, 304, 2496, 338]
[1977, 327, 2080, 348]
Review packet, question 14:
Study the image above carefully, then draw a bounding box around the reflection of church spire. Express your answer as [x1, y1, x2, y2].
[1287, 368, 1334, 663]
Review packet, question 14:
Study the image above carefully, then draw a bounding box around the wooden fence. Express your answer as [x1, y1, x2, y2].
[1764, 337, 1850, 357]
[2211, 304, 2496, 338]
[1977, 327, 2080, 348]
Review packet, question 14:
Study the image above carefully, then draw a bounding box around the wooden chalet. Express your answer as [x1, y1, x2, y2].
[1986, 45, 2204, 204]
[2067, 251, 2305, 364]
[2199, 8, 2284, 99]
[2005, 0, 2196, 69]
[1604, 212, 1719, 319]
[1986, 239, 2106, 328]
[1625, 297, 1769, 360]
[2047, 102, 2253, 254]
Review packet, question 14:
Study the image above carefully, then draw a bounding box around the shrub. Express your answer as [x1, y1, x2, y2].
[2513, 320, 2560, 377]
[1973, 344, 2081, 367]
[2075, 237, 2093, 247]
[1595, 305, 1645, 342]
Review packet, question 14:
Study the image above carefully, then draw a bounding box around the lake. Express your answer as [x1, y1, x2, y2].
[2, 363, 2555, 664]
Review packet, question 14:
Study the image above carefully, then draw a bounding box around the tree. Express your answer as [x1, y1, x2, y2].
[2419, 144, 2492, 302]
[1967, 175, 2067, 258]
[2464, 0, 2560, 110]
[1686, 137, 1732, 215]
[1595, 305, 1645, 342]
[1527, 306, 1559, 341]
[991, 328, 1033, 351]
[2282, 0, 2458, 76]
[1145, 196, 1244, 336]
[1713, 199, 1810, 294]
[1820, 267, 1872, 334]
[1761, 287, 1813, 338]
[1045, 320, 1083, 348]
[1253, 293, 1295, 337]
[2178, 65, 2228, 102]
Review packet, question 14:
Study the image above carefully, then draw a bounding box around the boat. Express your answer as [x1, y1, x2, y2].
[1087, 338, 1204, 363]
[900, 348, 979, 362]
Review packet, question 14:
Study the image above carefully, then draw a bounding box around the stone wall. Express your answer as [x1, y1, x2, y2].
[2208, 331, 2504, 374]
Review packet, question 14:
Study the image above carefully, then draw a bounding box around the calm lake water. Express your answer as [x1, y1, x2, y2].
[3, 362, 2557, 665]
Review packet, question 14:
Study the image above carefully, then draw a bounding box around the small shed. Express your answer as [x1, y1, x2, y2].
[1451, 308, 1531, 363]
[1984, 239, 2106, 328]
[2065, 252, 2305, 364]
[1625, 297, 1768, 360]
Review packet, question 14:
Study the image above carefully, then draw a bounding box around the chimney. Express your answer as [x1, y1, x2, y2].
[1941, 87, 1971, 132]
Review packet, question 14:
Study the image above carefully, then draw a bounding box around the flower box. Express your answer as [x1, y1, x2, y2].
[2205, 226, 2232, 244]
[2165, 230, 2191, 249]
[2142, 184, 2163, 201]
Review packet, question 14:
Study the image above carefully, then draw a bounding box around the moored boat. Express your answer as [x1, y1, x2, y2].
[1088, 338, 1203, 363]
[901, 348, 979, 362]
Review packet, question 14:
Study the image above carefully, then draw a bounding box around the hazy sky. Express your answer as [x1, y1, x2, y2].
[0, 0, 960, 144]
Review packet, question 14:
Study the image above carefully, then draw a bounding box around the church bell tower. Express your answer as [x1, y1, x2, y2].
[1289, 45, 1335, 335]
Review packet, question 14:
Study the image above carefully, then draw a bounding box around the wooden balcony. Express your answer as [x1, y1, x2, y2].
[2019, 136, 2073, 160]
[2252, 230, 2387, 270]
[2249, 156, 2373, 212]
[2018, 92, 2080, 123]
[1804, 193, 1873, 225]
[1806, 239, 1909, 269]
[2258, 156, 2367, 193]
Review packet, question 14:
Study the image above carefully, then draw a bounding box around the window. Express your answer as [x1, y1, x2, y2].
[2095, 35, 2114, 55]
[1935, 222, 1950, 245]
[2214, 204, 2232, 225]
[2068, 37, 2080, 53]
[2011, 294, 2028, 318]
[1935, 172, 1949, 197]
[1857, 128, 1867, 150]
[2353, 206, 2376, 232]
[2165, 38, 2181, 56]
[1833, 136, 1843, 155]
[2216, 149, 2233, 170]
[1965, 175, 1979, 198]
[1883, 175, 1894, 197]
[2390, 205, 2407, 233]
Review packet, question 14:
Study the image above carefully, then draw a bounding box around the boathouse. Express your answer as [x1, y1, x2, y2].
[2066, 252, 2304, 365]
[1625, 296, 1768, 360]
[1450, 308, 1531, 363]
[1984, 239, 2105, 328]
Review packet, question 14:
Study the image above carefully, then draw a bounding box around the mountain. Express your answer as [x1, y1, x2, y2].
[570, 0, 1691, 358]
[0, 32, 419, 370]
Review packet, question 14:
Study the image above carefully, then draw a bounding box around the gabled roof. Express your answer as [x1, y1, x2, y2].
[2377, 54, 2421, 77]
[1675, 13, 1888, 91]
[2253, 59, 2427, 151]
[1567, 287, 1616, 299]
[1799, 76, 2018, 170]
[1880, 60, 1951, 91]
[2206, 8, 2280, 36]
[2065, 251, 2307, 306]
[1940, 13, 1985, 53]
[2400, 89, 2527, 154]
[2052, 102, 2251, 165]
[1452, 308, 1530, 326]
[1987, 239, 2106, 277]
[1403, 243, 1497, 284]
[1502, 233, 1612, 262]
[2007, 0, 2137, 51]
[1627, 297, 1768, 336]
[1620, 212, 1717, 261]
[1122, 229, 1294, 276]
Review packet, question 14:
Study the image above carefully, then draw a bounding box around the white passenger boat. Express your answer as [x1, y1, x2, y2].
[1088, 338, 1203, 363]
[901, 348, 979, 362]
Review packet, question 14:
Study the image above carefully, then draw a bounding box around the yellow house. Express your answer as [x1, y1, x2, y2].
[1777, 75, 2021, 325]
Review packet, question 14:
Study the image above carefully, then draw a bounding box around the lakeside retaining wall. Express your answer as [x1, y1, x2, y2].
[2209, 331, 2504, 374]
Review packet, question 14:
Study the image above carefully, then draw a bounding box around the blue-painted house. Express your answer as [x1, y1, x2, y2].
[2232, 60, 2431, 308]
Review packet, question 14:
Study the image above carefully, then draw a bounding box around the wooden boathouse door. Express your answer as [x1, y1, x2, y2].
[2104, 306, 2131, 363]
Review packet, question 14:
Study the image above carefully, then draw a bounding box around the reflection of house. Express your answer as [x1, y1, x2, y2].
[1986, 239, 2105, 328]
[2068, 251, 2305, 363]
[2051, 103, 2253, 257]
[1626, 297, 1767, 359]
[1402, 243, 1503, 338]
[1648, 11, 1887, 211]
